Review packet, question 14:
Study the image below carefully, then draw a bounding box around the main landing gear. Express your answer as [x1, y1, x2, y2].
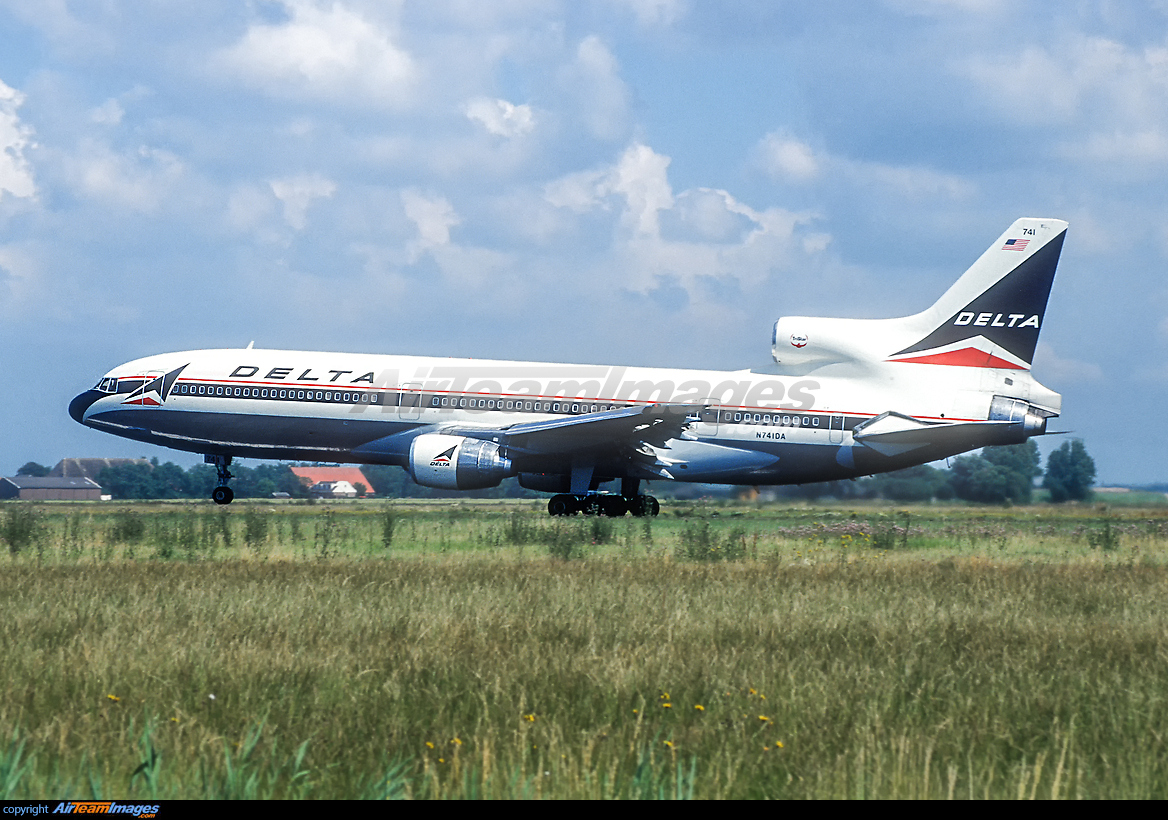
[206, 454, 234, 505]
[547, 493, 660, 517]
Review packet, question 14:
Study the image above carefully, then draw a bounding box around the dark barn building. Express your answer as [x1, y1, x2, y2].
[0, 476, 103, 501]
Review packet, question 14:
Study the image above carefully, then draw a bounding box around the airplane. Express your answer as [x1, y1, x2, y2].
[70, 217, 1067, 516]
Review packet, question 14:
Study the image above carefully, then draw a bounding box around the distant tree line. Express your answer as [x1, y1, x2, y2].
[23, 459, 537, 501]
[780, 439, 1097, 504]
[90, 459, 313, 500]
[12, 439, 1096, 504]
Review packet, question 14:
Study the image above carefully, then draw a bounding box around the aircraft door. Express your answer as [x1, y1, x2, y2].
[828, 415, 844, 444]
[123, 370, 166, 407]
[692, 399, 720, 437]
[398, 383, 422, 420]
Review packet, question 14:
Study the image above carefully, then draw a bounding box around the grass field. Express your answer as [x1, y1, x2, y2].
[1, 499, 1166, 798]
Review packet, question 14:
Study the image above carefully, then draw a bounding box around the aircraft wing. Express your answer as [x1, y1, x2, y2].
[500, 403, 699, 455]
[852, 411, 1019, 456]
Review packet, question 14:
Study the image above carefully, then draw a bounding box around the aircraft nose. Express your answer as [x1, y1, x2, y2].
[69, 390, 102, 424]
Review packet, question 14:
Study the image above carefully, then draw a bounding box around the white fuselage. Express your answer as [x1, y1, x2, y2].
[72, 346, 1060, 487]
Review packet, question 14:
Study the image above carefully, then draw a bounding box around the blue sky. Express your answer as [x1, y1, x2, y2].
[2, 0, 1166, 484]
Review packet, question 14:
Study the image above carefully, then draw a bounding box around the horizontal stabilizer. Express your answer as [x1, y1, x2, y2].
[852, 411, 1017, 456]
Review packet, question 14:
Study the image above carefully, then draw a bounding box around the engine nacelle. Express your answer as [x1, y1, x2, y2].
[408, 434, 514, 490]
[772, 316, 884, 366]
[989, 395, 1051, 439]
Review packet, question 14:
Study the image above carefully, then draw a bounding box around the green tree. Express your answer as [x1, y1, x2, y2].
[1044, 439, 1096, 503]
[949, 440, 1041, 504]
[16, 462, 50, 477]
[97, 462, 156, 499]
[866, 464, 953, 501]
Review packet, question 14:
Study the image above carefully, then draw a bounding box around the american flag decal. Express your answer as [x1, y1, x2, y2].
[1002, 238, 1030, 251]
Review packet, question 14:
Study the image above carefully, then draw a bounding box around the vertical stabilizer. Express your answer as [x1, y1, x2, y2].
[887, 218, 1067, 370]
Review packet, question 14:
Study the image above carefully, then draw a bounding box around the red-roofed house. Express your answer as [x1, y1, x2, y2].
[290, 467, 372, 497]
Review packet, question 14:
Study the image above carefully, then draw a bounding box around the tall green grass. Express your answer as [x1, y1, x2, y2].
[0, 500, 1166, 797]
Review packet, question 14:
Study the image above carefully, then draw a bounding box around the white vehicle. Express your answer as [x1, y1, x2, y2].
[70, 218, 1067, 516]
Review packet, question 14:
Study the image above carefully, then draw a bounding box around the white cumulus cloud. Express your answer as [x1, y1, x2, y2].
[756, 131, 820, 182]
[545, 142, 825, 294]
[401, 188, 460, 262]
[61, 141, 184, 213]
[963, 33, 1168, 171]
[270, 173, 337, 230]
[218, 1, 415, 107]
[559, 36, 631, 141]
[614, 0, 687, 26]
[465, 97, 535, 138]
[0, 79, 36, 200]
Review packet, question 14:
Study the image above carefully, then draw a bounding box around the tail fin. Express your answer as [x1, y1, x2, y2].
[886, 218, 1068, 370]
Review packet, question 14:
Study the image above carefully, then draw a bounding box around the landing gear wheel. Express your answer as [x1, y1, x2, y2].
[548, 495, 573, 516]
[212, 486, 234, 505]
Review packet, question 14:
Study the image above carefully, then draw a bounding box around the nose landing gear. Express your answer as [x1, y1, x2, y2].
[206, 454, 235, 505]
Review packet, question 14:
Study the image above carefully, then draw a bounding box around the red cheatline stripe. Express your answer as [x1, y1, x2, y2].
[888, 348, 1027, 370]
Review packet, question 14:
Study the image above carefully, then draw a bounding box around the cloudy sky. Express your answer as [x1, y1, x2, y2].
[2, 0, 1166, 484]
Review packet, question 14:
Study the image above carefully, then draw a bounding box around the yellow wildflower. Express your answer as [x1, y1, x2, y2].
[662, 702, 672, 709]
[523, 714, 536, 722]
[451, 738, 462, 746]
[663, 740, 674, 748]
[106, 694, 120, 703]
[425, 742, 434, 749]
[694, 704, 705, 711]
[758, 715, 770, 722]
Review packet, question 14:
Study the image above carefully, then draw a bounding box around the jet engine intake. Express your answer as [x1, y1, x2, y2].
[408, 434, 515, 490]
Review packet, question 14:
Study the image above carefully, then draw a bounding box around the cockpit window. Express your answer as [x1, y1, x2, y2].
[93, 377, 145, 394]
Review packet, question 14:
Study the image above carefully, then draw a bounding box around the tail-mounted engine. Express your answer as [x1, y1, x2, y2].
[408, 433, 515, 490]
[989, 395, 1052, 439]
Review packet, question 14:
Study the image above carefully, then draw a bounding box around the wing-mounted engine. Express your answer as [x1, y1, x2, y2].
[408, 433, 515, 490]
